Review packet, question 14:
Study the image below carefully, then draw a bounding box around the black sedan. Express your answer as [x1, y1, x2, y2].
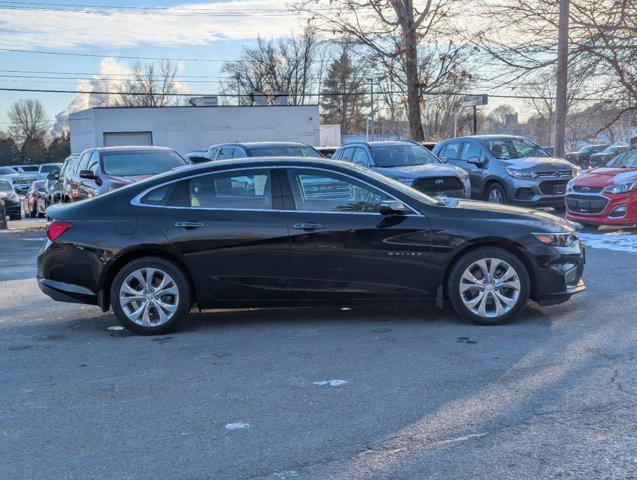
[38, 158, 586, 334]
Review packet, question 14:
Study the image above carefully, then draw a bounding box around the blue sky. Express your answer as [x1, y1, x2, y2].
[0, 0, 298, 130]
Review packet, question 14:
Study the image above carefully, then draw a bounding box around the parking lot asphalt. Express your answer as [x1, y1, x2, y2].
[1, 225, 636, 480]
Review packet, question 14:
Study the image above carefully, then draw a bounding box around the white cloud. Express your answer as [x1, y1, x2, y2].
[0, 1, 300, 50]
[52, 58, 196, 134]
[52, 58, 130, 134]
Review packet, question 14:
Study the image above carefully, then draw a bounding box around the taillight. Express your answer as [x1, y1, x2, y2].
[47, 221, 71, 242]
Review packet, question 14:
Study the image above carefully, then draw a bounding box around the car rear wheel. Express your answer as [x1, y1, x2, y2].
[486, 183, 507, 204]
[448, 247, 530, 325]
[111, 257, 191, 335]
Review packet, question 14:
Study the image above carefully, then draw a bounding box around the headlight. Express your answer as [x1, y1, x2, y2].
[571, 166, 580, 177]
[566, 179, 573, 192]
[395, 177, 414, 185]
[603, 181, 637, 195]
[506, 168, 537, 179]
[532, 232, 578, 247]
[8, 192, 19, 202]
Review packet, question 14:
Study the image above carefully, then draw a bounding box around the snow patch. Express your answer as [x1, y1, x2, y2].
[313, 379, 348, 386]
[438, 432, 488, 445]
[225, 422, 251, 430]
[579, 232, 637, 254]
[106, 325, 125, 331]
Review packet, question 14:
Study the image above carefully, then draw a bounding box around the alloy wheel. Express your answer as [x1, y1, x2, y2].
[488, 188, 504, 203]
[119, 268, 179, 327]
[459, 258, 521, 318]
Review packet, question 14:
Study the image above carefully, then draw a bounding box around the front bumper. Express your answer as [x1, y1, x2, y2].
[506, 176, 571, 207]
[531, 241, 586, 305]
[565, 191, 637, 226]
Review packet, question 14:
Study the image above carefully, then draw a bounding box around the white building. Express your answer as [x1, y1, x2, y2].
[68, 104, 320, 155]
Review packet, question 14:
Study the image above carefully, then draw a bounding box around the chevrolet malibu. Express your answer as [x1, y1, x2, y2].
[38, 158, 586, 334]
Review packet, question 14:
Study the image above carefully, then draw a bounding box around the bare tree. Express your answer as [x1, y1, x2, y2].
[113, 60, 179, 107]
[7, 99, 50, 146]
[297, 0, 470, 142]
[222, 27, 320, 105]
[476, 0, 637, 143]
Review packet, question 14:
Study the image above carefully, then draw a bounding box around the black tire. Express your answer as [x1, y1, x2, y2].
[448, 247, 531, 325]
[9, 213, 21, 221]
[485, 183, 507, 204]
[110, 257, 192, 335]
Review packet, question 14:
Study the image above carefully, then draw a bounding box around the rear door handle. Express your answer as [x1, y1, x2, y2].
[293, 222, 323, 231]
[175, 221, 204, 229]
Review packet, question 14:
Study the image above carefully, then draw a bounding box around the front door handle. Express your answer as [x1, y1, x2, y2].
[175, 221, 204, 229]
[293, 222, 323, 231]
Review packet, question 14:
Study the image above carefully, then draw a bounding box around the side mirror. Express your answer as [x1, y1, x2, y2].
[79, 170, 96, 180]
[380, 200, 409, 216]
[467, 156, 485, 167]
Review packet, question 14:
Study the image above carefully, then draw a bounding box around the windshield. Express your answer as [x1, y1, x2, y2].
[0, 167, 17, 175]
[484, 138, 549, 159]
[371, 144, 440, 167]
[0, 179, 12, 191]
[606, 149, 637, 168]
[102, 150, 187, 176]
[19, 166, 39, 172]
[249, 146, 322, 158]
[40, 164, 60, 172]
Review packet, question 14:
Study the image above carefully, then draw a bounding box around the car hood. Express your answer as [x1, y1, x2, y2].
[501, 157, 575, 171]
[441, 198, 574, 233]
[573, 167, 637, 187]
[374, 163, 467, 178]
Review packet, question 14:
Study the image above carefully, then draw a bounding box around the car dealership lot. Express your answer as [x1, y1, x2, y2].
[1, 226, 636, 479]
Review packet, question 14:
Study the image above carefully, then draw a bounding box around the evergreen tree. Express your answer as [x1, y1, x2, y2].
[320, 48, 367, 135]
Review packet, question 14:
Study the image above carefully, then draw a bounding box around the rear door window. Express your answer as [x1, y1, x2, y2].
[352, 148, 372, 167]
[216, 147, 234, 160]
[167, 169, 275, 210]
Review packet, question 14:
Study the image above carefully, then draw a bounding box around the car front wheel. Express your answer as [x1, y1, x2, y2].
[448, 247, 530, 325]
[111, 257, 192, 335]
[486, 183, 507, 203]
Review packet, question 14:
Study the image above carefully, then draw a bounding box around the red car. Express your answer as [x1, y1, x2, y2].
[21, 180, 47, 218]
[565, 147, 637, 229]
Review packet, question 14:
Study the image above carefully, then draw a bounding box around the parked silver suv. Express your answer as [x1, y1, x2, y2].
[333, 141, 470, 198]
[433, 135, 578, 207]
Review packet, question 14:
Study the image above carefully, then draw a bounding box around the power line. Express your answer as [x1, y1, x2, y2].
[0, 1, 307, 16]
[0, 68, 216, 79]
[0, 86, 616, 102]
[0, 47, 231, 63]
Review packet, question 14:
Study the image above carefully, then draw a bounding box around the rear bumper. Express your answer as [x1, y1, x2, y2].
[37, 277, 98, 305]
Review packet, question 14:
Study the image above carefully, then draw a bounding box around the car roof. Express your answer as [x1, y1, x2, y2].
[214, 142, 312, 149]
[92, 146, 174, 152]
[339, 140, 419, 148]
[439, 134, 528, 142]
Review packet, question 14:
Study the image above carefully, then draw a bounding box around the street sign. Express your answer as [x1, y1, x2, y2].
[460, 94, 488, 107]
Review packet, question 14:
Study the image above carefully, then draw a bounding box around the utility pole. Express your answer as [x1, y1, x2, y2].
[369, 80, 375, 141]
[472, 105, 478, 135]
[236, 74, 241, 106]
[554, 0, 569, 157]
